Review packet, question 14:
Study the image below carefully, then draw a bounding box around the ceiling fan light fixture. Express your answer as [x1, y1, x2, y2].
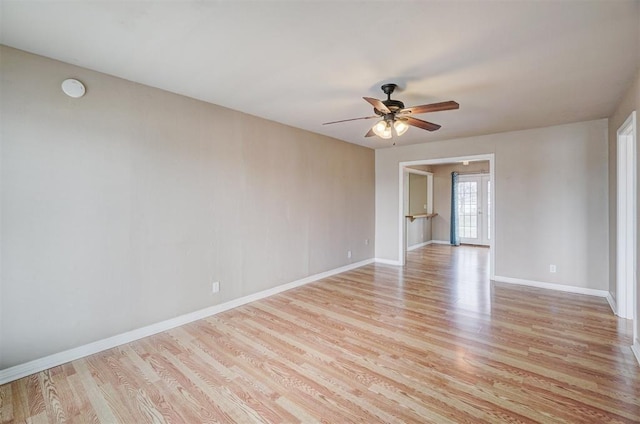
[373, 120, 387, 133]
[372, 120, 392, 139]
[394, 119, 409, 136]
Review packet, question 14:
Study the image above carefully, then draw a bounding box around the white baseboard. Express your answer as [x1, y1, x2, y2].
[632, 343, 640, 366]
[407, 241, 431, 251]
[374, 258, 403, 266]
[606, 292, 617, 315]
[0, 258, 375, 385]
[408, 240, 457, 251]
[492, 275, 609, 298]
[430, 240, 451, 245]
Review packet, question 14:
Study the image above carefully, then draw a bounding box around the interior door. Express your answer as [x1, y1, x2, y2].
[457, 174, 490, 246]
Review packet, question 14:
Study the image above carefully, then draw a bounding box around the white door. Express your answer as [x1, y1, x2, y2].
[457, 174, 490, 246]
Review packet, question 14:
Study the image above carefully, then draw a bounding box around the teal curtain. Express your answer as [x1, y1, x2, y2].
[450, 172, 460, 246]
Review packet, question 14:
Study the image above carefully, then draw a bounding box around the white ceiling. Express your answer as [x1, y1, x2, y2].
[1, 1, 639, 149]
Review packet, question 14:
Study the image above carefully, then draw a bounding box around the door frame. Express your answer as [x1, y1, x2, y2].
[398, 154, 495, 280]
[616, 111, 637, 335]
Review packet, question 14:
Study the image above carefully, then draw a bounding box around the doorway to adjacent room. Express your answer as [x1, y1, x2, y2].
[399, 154, 495, 279]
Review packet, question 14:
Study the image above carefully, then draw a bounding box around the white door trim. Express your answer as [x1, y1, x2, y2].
[398, 154, 495, 280]
[616, 111, 637, 334]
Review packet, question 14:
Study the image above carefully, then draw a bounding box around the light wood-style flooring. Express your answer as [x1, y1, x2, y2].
[2, 245, 639, 423]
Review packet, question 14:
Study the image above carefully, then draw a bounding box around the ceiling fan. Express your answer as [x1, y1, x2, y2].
[323, 83, 459, 140]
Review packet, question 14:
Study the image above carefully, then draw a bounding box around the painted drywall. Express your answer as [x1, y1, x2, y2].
[406, 173, 432, 248]
[431, 161, 490, 242]
[408, 173, 428, 216]
[406, 165, 433, 173]
[406, 218, 432, 249]
[607, 66, 640, 345]
[0, 46, 375, 369]
[375, 119, 609, 290]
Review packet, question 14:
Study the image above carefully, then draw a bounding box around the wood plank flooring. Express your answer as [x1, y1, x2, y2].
[2, 245, 639, 423]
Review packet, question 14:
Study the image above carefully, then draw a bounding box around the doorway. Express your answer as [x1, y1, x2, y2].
[398, 154, 495, 279]
[616, 111, 636, 332]
[457, 174, 490, 246]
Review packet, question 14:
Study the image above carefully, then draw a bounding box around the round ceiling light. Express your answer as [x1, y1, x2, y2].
[61, 79, 86, 98]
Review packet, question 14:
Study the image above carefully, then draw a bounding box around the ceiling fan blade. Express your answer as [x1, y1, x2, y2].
[322, 115, 378, 125]
[363, 97, 391, 114]
[365, 128, 376, 137]
[405, 116, 441, 132]
[399, 100, 459, 115]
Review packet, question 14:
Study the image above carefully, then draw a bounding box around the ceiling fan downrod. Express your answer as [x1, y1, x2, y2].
[379, 84, 404, 112]
[381, 83, 397, 100]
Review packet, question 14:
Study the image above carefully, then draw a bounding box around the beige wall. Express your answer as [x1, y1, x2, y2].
[406, 165, 433, 173]
[431, 161, 490, 242]
[376, 119, 609, 290]
[0, 46, 375, 369]
[406, 218, 432, 248]
[607, 66, 640, 346]
[406, 173, 432, 248]
[408, 173, 428, 215]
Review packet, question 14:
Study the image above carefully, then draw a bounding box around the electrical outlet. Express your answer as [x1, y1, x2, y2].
[549, 265, 556, 273]
[365, 239, 369, 245]
[347, 250, 352, 259]
[423, 204, 427, 210]
[212, 281, 220, 293]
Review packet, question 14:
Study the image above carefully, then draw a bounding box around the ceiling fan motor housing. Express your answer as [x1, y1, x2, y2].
[374, 99, 405, 115]
[375, 84, 404, 115]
